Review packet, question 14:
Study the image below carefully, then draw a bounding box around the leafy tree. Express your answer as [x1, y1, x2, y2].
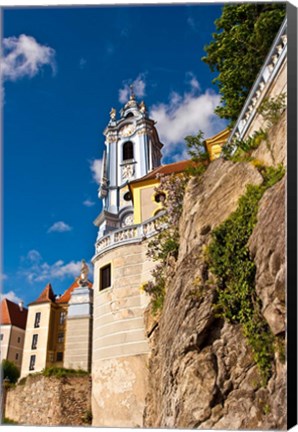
[202, 3, 286, 124]
[184, 130, 209, 176]
[1, 359, 20, 384]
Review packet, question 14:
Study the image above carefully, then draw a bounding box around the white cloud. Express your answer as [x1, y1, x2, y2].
[118, 73, 146, 104]
[149, 74, 226, 160]
[2, 34, 56, 82]
[83, 199, 95, 207]
[90, 159, 102, 185]
[47, 221, 72, 233]
[0, 290, 23, 304]
[27, 249, 42, 263]
[19, 257, 92, 284]
[186, 71, 200, 91]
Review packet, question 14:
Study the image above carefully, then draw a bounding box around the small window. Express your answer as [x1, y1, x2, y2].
[32, 334, 38, 350]
[123, 141, 134, 161]
[29, 355, 36, 371]
[125, 112, 134, 118]
[0, 334, 3, 341]
[100, 264, 111, 290]
[56, 352, 63, 362]
[58, 332, 64, 344]
[15, 353, 19, 360]
[154, 192, 166, 203]
[34, 312, 41, 328]
[59, 311, 66, 325]
[123, 191, 132, 201]
[17, 337, 21, 343]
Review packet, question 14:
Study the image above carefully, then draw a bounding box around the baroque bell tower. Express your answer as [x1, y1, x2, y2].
[95, 86, 163, 238]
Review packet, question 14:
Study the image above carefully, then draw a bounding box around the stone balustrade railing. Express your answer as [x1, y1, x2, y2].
[93, 213, 166, 258]
[227, 18, 287, 147]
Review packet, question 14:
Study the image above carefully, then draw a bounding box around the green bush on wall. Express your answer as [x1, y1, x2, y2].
[207, 164, 285, 384]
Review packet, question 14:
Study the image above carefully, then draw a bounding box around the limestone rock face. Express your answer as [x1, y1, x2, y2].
[143, 158, 286, 429]
[248, 177, 286, 336]
[178, 158, 263, 262]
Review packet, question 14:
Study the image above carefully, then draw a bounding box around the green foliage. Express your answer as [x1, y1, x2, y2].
[144, 173, 188, 314]
[184, 130, 209, 176]
[207, 165, 285, 383]
[82, 409, 93, 424]
[257, 93, 286, 127]
[223, 129, 269, 162]
[2, 417, 18, 424]
[223, 92, 286, 159]
[1, 359, 20, 384]
[42, 366, 89, 378]
[202, 3, 286, 124]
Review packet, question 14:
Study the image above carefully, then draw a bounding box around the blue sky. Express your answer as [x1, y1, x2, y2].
[1, 4, 226, 307]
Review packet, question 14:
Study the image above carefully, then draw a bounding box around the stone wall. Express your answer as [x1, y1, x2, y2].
[5, 374, 91, 426]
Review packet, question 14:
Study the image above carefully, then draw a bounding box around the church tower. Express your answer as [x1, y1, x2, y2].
[95, 86, 163, 238]
[91, 91, 164, 427]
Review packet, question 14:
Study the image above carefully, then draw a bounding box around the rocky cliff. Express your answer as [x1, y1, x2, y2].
[143, 114, 286, 429]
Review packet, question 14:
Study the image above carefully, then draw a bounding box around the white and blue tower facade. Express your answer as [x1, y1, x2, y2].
[91, 91, 164, 427]
[95, 88, 163, 238]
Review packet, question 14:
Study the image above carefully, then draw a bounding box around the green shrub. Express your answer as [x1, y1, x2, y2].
[1, 359, 20, 384]
[2, 417, 18, 424]
[42, 367, 89, 378]
[207, 165, 285, 384]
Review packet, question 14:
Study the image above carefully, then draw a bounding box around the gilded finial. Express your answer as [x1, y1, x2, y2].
[139, 100, 146, 113]
[110, 107, 116, 120]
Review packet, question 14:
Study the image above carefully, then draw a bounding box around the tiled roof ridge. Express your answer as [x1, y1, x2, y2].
[1, 298, 28, 329]
[29, 282, 56, 305]
[56, 277, 93, 304]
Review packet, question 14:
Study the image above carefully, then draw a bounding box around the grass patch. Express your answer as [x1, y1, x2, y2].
[42, 367, 89, 378]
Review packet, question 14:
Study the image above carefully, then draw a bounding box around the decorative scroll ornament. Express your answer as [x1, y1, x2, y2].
[122, 213, 134, 227]
[119, 123, 136, 137]
[122, 164, 134, 180]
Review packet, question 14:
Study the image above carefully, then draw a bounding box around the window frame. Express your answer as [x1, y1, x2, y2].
[56, 352, 63, 362]
[59, 311, 66, 325]
[100, 264, 111, 291]
[29, 354, 36, 371]
[31, 334, 38, 350]
[34, 312, 41, 328]
[57, 332, 64, 344]
[123, 141, 134, 161]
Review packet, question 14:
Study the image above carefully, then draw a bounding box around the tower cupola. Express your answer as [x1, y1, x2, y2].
[95, 90, 163, 238]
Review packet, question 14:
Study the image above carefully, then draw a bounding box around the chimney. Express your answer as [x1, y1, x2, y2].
[18, 301, 23, 312]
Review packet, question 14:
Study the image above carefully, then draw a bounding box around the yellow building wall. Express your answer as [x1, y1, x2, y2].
[21, 303, 52, 377]
[5, 326, 26, 370]
[131, 179, 163, 224]
[0, 325, 11, 361]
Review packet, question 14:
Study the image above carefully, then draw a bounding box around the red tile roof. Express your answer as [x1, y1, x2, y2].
[56, 278, 93, 304]
[29, 283, 56, 306]
[1, 298, 28, 329]
[129, 160, 192, 184]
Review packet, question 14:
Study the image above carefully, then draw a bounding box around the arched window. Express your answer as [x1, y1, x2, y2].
[125, 112, 134, 118]
[123, 141, 134, 161]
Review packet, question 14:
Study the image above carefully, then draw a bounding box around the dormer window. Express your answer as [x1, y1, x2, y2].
[123, 141, 134, 161]
[125, 112, 134, 118]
